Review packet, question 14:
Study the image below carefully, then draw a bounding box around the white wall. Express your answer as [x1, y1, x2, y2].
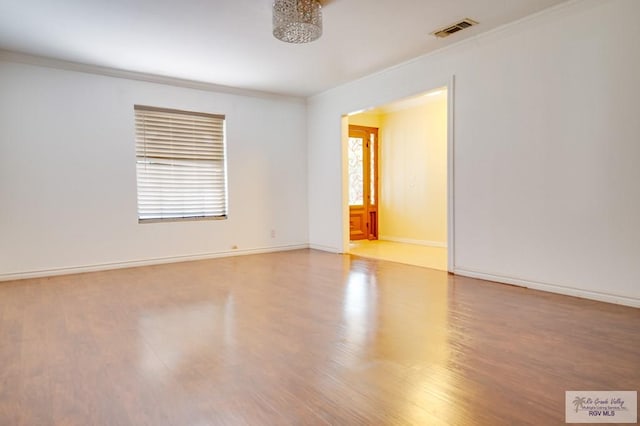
[308, 0, 640, 306]
[0, 61, 308, 279]
[379, 98, 447, 246]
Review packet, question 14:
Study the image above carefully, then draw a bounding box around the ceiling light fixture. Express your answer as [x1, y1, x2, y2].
[273, 0, 322, 44]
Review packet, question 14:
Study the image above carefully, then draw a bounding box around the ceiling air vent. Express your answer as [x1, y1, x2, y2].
[432, 18, 478, 38]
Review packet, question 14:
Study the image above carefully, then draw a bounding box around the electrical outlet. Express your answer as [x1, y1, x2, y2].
[270, 229, 276, 238]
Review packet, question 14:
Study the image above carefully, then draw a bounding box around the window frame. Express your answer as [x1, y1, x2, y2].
[134, 105, 228, 223]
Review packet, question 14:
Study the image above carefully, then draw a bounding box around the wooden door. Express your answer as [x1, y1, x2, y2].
[348, 125, 378, 240]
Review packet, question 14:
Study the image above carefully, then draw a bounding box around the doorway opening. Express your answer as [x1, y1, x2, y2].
[348, 125, 378, 241]
[343, 84, 452, 272]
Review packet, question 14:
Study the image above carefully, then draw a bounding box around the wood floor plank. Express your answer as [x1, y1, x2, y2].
[0, 249, 638, 425]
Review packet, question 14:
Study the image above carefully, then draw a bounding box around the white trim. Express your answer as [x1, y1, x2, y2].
[454, 268, 640, 308]
[0, 244, 308, 282]
[0, 50, 305, 103]
[310, 243, 342, 253]
[447, 75, 455, 273]
[378, 236, 447, 248]
[340, 116, 351, 254]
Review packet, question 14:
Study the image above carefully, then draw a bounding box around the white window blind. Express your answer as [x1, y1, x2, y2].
[134, 105, 227, 222]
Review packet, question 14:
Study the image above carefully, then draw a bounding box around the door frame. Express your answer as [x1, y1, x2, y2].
[341, 76, 456, 273]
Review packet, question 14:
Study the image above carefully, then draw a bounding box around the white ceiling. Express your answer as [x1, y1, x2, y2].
[0, 0, 568, 97]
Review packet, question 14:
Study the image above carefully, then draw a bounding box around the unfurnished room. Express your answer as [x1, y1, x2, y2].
[0, 0, 639, 424]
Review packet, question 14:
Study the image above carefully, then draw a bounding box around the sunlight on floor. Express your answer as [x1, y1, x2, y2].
[349, 240, 447, 271]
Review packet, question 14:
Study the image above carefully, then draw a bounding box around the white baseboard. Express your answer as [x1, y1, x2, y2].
[309, 243, 342, 253]
[454, 268, 640, 308]
[5, 246, 637, 309]
[0, 244, 309, 282]
[378, 236, 447, 248]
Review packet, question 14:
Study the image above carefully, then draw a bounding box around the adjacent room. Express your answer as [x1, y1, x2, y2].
[1, 0, 638, 424]
[347, 87, 449, 271]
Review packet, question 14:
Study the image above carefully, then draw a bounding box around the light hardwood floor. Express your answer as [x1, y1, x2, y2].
[1, 249, 638, 425]
[349, 240, 447, 271]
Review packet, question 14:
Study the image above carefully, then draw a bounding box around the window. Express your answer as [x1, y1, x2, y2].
[134, 105, 227, 222]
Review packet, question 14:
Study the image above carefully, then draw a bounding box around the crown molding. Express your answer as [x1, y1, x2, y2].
[311, 0, 582, 101]
[0, 49, 305, 103]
